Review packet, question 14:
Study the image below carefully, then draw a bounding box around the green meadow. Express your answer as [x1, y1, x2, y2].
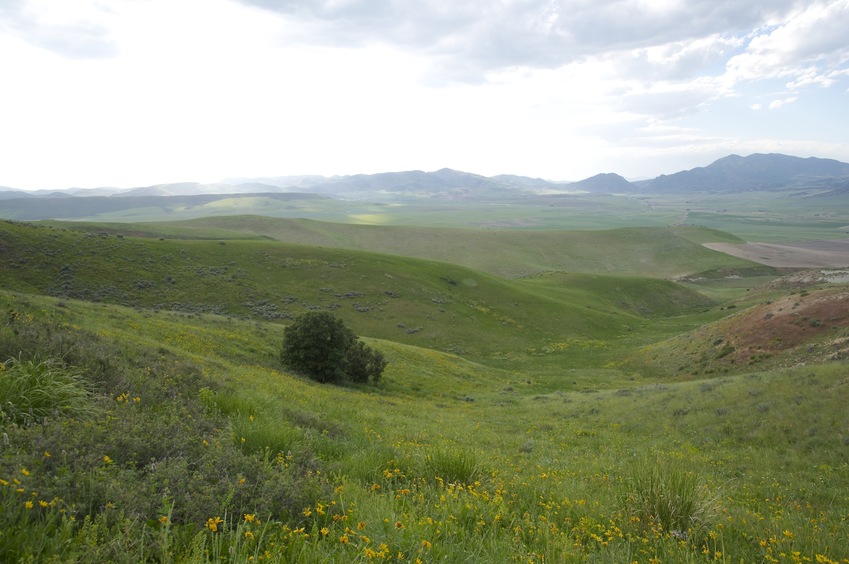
[1, 212, 848, 563]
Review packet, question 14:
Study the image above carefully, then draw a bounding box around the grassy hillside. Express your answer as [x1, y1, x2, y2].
[0, 220, 720, 371]
[2, 290, 847, 562]
[124, 216, 758, 279]
[2, 218, 848, 562]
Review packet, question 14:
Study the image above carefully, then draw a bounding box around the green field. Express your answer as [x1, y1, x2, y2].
[1, 209, 848, 562]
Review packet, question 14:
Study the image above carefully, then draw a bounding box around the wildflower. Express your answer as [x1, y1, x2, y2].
[0, 479, 7, 486]
[244, 513, 256, 523]
[395, 521, 404, 529]
[339, 534, 349, 544]
[25, 501, 33, 509]
[244, 531, 254, 540]
[783, 530, 795, 539]
[160, 516, 169, 525]
[302, 507, 312, 517]
[103, 455, 112, 465]
[422, 540, 432, 550]
[43, 451, 51, 458]
[335, 485, 345, 494]
[320, 527, 329, 536]
[206, 516, 224, 532]
[370, 483, 381, 491]
[39, 500, 48, 507]
[364, 548, 377, 558]
[20, 468, 30, 476]
[357, 521, 367, 530]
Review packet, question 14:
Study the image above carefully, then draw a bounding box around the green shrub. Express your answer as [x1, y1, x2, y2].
[0, 357, 94, 426]
[280, 312, 386, 384]
[345, 340, 387, 384]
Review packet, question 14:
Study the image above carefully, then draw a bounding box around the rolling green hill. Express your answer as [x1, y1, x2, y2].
[128, 216, 760, 279]
[2, 217, 848, 562]
[1, 287, 847, 562]
[0, 220, 719, 369]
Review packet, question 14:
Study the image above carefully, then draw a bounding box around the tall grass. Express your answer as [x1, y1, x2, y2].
[620, 458, 720, 541]
[0, 357, 94, 425]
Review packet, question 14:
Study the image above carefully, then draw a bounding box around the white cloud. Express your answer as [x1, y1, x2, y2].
[1, 0, 848, 189]
[724, 0, 849, 88]
[768, 96, 798, 109]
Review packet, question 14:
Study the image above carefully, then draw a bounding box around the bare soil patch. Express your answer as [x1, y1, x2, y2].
[704, 239, 849, 268]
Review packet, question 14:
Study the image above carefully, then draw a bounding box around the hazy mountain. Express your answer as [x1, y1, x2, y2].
[641, 153, 849, 193]
[0, 188, 33, 200]
[570, 173, 636, 193]
[490, 174, 567, 191]
[3, 153, 849, 218]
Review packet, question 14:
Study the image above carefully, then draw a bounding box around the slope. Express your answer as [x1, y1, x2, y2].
[164, 216, 762, 279]
[0, 220, 716, 368]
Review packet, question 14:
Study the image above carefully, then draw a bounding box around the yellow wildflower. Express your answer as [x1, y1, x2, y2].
[206, 516, 223, 532]
[20, 468, 30, 476]
[244, 513, 255, 523]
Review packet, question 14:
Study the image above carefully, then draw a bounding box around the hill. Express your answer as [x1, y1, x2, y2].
[1, 284, 847, 561]
[0, 220, 720, 367]
[640, 153, 849, 193]
[570, 172, 636, 193]
[631, 283, 849, 376]
[164, 217, 763, 279]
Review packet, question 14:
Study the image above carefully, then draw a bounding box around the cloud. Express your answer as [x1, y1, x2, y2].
[768, 96, 797, 109]
[0, 0, 118, 58]
[724, 0, 849, 88]
[233, 0, 801, 77]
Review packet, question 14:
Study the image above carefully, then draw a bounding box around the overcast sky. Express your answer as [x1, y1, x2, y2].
[1, 0, 848, 190]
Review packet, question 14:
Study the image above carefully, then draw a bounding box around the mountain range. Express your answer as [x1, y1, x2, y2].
[1, 153, 848, 220]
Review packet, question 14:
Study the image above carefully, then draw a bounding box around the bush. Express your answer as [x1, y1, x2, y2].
[345, 340, 387, 384]
[280, 312, 386, 384]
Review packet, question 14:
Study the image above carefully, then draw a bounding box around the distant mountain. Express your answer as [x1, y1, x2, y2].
[641, 153, 849, 193]
[304, 168, 521, 200]
[3, 153, 849, 215]
[570, 173, 636, 193]
[0, 188, 33, 200]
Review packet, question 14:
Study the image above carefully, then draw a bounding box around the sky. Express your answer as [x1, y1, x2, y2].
[1, 0, 848, 190]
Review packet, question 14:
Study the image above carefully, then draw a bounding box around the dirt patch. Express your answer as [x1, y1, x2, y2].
[705, 239, 849, 268]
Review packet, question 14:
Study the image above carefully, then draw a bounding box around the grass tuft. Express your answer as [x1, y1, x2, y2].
[0, 356, 94, 425]
[620, 457, 720, 541]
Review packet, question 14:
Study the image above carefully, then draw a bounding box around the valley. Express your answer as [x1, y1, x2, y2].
[1, 155, 849, 562]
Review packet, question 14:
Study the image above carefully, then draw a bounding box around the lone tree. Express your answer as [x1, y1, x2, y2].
[280, 311, 386, 384]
